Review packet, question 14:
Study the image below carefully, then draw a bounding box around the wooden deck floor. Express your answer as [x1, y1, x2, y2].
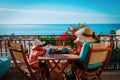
[101, 71, 120, 80]
[1, 68, 120, 80]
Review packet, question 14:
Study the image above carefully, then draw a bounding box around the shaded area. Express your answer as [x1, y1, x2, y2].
[1, 67, 120, 80]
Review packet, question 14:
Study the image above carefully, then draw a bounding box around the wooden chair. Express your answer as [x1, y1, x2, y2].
[7, 41, 46, 80]
[73, 42, 113, 80]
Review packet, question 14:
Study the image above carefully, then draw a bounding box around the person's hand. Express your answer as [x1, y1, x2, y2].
[74, 37, 80, 44]
[43, 48, 46, 54]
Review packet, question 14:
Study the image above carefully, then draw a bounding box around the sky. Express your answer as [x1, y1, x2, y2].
[0, 0, 120, 24]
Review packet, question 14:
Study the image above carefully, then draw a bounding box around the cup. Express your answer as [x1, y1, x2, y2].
[49, 48, 54, 54]
[61, 48, 68, 53]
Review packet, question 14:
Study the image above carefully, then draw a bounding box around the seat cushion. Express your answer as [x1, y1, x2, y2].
[0, 56, 11, 78]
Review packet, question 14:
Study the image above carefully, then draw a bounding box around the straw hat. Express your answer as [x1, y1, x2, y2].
[74, 27, 97, 42]
[32, 39, 45, 49]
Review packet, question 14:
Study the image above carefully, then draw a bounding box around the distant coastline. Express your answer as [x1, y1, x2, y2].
[0, 24, 120, 35]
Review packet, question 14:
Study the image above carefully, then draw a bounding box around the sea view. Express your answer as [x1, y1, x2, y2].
[0, 24, 120, 35]
[1, 1, 120, 80]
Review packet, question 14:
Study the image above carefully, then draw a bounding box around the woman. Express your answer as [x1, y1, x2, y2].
[70, 27, 100, 80]
[29, 39, 50, 80]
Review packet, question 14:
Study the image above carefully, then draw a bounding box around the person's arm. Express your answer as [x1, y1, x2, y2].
[42, 48, 46, 55]
[37, 47, 46, 56]
[79, 42, 90, 62]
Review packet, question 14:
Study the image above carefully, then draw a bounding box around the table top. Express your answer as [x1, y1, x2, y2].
[38, 54, 79, 60]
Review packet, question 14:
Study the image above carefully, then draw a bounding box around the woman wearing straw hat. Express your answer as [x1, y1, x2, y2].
[29, 39, 51, 80]
[69, 27, 100, 80]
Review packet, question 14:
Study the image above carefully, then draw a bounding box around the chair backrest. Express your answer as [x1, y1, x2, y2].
[88, 42, 113, 65]
[83, 42, 113, 79]
[7, 41, 38, 80]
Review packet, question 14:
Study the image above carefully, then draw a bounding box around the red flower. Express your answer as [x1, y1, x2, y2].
[72, 28, 77, 35]
[56, 27, 77, 46]
[56, 32, 70, 46]
[56, 32, 69, 41]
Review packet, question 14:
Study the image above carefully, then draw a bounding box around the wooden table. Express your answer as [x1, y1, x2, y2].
[38, 54, 79, 79]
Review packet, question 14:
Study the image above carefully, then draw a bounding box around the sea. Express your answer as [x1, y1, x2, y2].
[0, 24, 120, 35]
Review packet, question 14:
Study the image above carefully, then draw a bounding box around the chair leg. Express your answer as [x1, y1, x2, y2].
[97, 76, 101, 80]
[81, 78, 88, 80]
[40, 71, 47, 80]
[72, 68, 78, 80]
[91, 76, 101, 80]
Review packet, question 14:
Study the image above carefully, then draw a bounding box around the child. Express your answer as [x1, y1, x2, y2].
[29, 39, 50, 80]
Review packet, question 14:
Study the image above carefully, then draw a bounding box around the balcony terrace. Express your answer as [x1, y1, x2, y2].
[0, 35, 120, 80]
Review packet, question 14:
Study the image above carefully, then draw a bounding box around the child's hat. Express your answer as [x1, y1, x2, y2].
[32, 39, 45, 49]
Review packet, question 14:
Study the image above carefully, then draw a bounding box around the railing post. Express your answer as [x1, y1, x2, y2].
[0, 35, 120, 71]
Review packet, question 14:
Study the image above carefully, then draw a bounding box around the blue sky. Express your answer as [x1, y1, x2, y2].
[0, 0, 120, 24]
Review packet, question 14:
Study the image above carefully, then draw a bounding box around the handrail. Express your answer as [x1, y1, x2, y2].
[0, 35, 120, 71]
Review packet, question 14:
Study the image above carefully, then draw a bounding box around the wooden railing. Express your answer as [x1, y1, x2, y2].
[0, 35, 120, 71]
